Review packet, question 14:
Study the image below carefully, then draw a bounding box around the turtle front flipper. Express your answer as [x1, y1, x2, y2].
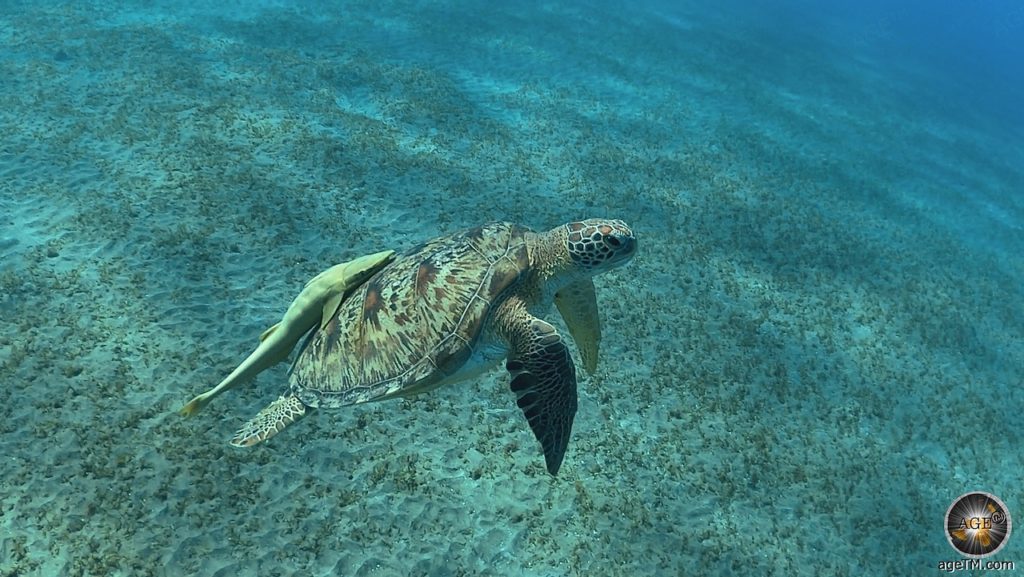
[230, 394, 311, 447]
[554, 279, 601, 375]
[503, 304, 579, 476]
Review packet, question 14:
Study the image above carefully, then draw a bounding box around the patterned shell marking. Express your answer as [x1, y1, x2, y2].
[289, 222, 533, 408]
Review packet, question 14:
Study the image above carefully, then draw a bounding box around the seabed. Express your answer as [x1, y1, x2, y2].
[0, 1, 1021, 576]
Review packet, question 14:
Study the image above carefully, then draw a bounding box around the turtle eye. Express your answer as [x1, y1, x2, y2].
[606, 236, 622, 248]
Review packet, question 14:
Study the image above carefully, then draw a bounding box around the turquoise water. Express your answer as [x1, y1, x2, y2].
[1, 1, 1022, 575]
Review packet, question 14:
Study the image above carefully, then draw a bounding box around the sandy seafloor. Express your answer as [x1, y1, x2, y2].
[1, 0, 1022, 575]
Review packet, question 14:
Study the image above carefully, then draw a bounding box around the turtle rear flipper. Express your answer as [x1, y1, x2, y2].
[504, 309, 578, 476]
[230, 394, 311, 447]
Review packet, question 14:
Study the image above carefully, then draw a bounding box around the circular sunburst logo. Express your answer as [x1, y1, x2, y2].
[945, 492, 1012, 558]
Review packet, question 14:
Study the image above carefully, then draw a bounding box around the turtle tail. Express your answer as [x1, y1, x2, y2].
[230, 394, 311, 447]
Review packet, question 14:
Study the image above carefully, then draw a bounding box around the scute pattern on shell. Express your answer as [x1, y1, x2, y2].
[290, 222, 533, 408]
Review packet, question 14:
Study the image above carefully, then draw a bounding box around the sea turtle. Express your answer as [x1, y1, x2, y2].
[179, 250, 396, 416]
[232, 219, 637, 475]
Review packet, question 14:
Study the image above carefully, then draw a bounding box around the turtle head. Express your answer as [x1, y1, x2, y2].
[562, 218, 637, 273]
